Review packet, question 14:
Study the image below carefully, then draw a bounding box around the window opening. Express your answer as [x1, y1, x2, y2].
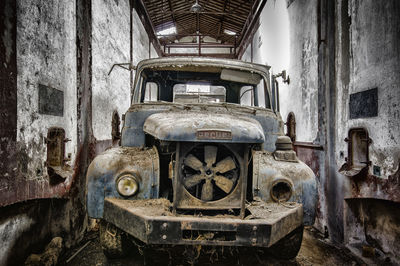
[144, 82, 158, 102]
[135, 67, 271, 109]
[240, 86, 254, 106]
[173, 84, 226, 104]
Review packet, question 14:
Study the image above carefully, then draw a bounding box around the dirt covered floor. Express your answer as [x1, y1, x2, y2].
[57, 226, 362, 266]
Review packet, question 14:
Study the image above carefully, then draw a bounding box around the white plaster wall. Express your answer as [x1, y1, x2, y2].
[16, 0, 77, 178]
[284, 0, 318, 142]
[150, 43, 157, 59]
[335, 0, 400, 178]
[92, 0, 131, 141]
[132, 9, 150, 65]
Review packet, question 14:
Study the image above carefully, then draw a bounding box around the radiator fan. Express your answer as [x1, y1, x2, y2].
[181, 144, 239, 201]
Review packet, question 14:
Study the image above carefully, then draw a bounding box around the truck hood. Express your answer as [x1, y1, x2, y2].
[143, 111, 265, 143]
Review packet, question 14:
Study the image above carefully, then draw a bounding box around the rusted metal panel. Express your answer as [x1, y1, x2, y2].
[103, 198, 302, 247]
[345, 162, 400, 203]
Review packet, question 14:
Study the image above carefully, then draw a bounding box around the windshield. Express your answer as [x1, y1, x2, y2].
[134, 65, 271, 108]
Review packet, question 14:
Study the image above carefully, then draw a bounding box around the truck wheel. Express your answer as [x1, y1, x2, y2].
[268, 225, 304, 260]
[256, 226, 303, 261]
[99, 221, 128, 259]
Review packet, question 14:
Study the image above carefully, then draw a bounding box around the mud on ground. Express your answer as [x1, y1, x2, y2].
[58, 226, 361, 266]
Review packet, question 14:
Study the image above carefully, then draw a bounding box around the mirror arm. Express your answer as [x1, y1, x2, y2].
[108, 63, 136, 75]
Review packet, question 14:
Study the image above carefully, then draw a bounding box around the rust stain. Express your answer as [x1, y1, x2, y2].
[347, 162, 400, 203]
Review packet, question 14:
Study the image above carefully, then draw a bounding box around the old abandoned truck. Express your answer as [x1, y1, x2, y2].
[86, 57, 317, 261]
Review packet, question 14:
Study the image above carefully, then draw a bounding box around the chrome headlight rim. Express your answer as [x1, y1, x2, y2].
[116, 173, 140, 197]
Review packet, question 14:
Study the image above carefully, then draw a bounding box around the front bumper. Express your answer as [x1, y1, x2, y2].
[103, 198, 303, 248]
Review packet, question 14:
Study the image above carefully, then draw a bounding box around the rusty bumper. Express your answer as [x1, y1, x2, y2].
[103, 198, 303, 248]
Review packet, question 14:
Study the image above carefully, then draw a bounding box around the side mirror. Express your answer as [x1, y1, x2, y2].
[273, 70, 290, 85]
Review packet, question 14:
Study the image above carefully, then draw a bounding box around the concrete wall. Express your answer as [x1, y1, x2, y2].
[132, 9, 151, 65]
[131, 8, 159, 96]
[336, 0, 400, 263]
[16, 0, 77, 183]
[336, 0, 400, 180]
[92, 2, 159, 144]
[92, 0, 131, 141]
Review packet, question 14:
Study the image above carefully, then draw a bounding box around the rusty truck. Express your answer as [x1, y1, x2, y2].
[86, 57, 317, 262]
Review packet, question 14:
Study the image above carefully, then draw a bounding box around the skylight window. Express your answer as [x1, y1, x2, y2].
[157, 26, 176, 36]
[224, 29, 236, 36]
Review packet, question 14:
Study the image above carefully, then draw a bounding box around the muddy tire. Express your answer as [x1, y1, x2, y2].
[269, 225, 304, 259]
[99, 221, 128, 259]
[256, 226, 303, 260]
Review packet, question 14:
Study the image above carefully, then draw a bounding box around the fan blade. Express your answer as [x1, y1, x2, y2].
[184, 154, 203, 171]
[214, 175, 234, 193]
[214, 156, 236, 173]
[201, 179, 213, 201]
[204, 145, 218, 167]
[183, 174, 204, 188]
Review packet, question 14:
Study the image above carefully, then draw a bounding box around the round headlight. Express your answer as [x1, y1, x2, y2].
[270, 179, 293, 202]
[116, 174, 139, 197]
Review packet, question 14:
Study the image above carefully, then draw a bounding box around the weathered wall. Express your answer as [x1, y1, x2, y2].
[0, 0, 78, 204]
[336, 0, 400, 263]
[16, 0, 77, 178]
[132, 9, 151, 65]
[130, 8, 159, 97]
[336, 0, 400, 180]
[92, 0, 131, 142]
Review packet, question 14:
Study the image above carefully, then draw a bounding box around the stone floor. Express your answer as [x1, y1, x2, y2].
[58, 227, 362, 266]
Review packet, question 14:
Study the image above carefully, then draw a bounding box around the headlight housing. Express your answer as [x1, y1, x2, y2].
[270, 179, 293, 202]
[116, 174, 139, 197]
